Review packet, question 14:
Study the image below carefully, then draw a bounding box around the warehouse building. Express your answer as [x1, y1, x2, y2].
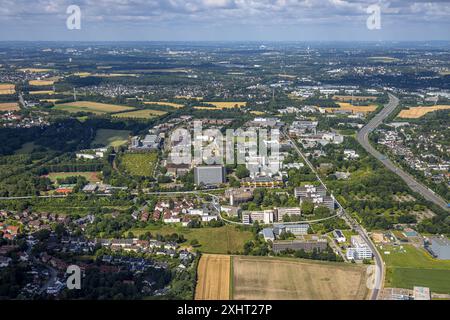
[194, 165, 226, 185]
[430, 237, 450, 260]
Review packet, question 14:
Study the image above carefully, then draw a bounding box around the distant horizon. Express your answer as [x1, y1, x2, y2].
[1, 40, 450, 44]
[1, 1, 449, 42]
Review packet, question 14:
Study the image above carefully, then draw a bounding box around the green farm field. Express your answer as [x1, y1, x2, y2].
[92, 129, 130, 148]
[380, 244, 450, 293]
[113, 109, 167, 119]
[54, 101, 135, 114]
[130, 225, 253, 254]
[119, 152, 158, 177]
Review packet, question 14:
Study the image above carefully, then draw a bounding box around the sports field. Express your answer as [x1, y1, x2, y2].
[113, 109, 167, 119]
[0, 103, 20, 111]
[0, 84, 15, 95]
[92, 129, 130, 148]
[195, 254, 231, 300]
[231, 256, 369, 300]
[380, 244, 450, 293]
[54, 101, 135, 114]
[398, 105, 450, 118]
[120, 152, 158, 177]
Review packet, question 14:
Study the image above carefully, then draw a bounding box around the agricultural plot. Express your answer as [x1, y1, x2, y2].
[195, 102, 247, 110]
[130, 225, 252, 254]
[368, 56, 400, 63]
[113, 109, 167, 119]
[120, 152, 158, 177]
[73, 72, 92, 77]
[54, 101, 135, 115]
[195, 254, 231, 300]
[29, 80, 55, 86]
[333, 95, 377, 102]
[29, 90, 55, 95]
[40, 99, 61, 104]
[18, 68, 53, 73]
[94, 73, 139, 78]
[325, 102, 378, 114]
[0, 103, 20, 111]
[398, 105, 450, 118]
[0, 84, 15, 95]
[143, 101, 185, 109]
[231, 256, 369, 300]
[380, 244, 450, 294]
[15, 142, 37, 154]
[92, 129, 130, 148]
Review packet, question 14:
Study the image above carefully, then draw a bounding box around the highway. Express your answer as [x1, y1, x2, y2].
[282, 130, 384, 300]
[357, 93, 449, 212]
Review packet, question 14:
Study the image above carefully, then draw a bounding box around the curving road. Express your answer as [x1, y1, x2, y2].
[357, 93, 449, 212]
[282, 130, 384, 300]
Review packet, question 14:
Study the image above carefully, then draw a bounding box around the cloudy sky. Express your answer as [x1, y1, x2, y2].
[0, 0, 449, 41]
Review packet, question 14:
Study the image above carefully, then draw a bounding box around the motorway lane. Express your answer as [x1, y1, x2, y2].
[357, 93, 449, 212]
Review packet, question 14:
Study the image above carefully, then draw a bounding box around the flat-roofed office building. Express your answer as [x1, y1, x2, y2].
[194, 166, 226, 185]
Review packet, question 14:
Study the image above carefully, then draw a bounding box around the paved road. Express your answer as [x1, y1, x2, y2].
[357, 93, 449, 212]
[283, 130, 384, 300]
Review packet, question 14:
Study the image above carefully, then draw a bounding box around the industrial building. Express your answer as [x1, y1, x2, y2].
[193, 165, 226, 185]
[430, 237, 450, 260]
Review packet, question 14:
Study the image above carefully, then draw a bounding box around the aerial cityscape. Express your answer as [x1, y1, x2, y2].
[0, 0, 449, 310]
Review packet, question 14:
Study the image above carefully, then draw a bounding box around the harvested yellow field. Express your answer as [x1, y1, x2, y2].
[40, 99, 61, 103]
[19, 68, 53, 73]
[54, 101, 135, 114]
[333, 95, 377, 102]
[29, 80, 55, 86]
[232, 256, 369, 300]
[93, 73, 139, 78]
[113, 109, 167, 119]
[143, 101, 185, 109]
[195, 254, 231, 300]
[398, 105, 450, 119]
[0, 103, 20, 111]
[73, 72, 92, 78]
[325, 102, 378, 114]
[194, 106, 219, 111]
[0, 84, 15, 95]
[205, 102, 247, 109]
[29, 90, 55, 95]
